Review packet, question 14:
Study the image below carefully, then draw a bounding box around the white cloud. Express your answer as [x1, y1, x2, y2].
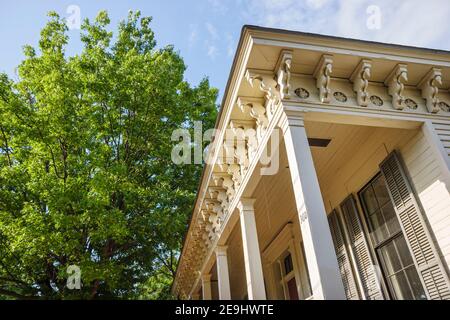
[204, 22, 221, 60]
[207, 0, 228, 14]
[242, 0, 335, 34]
[335, 0, 450, 49]
[188, 24, 198, 48]
[207, 43, 218, 59]
[306, 0, 330, 9]
[205, 22, 219, 40]
[225, 34, 235, 57]
[241, 0, 450, 50]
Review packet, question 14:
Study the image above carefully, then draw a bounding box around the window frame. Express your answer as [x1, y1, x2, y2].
[358, 172, 426, 300]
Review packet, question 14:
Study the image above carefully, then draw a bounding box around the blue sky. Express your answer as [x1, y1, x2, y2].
[1, 0, 450, 100]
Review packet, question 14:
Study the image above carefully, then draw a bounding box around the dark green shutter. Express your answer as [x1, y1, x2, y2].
[340, 195, 384, 300]
[380, 151, 450, 300]
[328, 210, 360, 300]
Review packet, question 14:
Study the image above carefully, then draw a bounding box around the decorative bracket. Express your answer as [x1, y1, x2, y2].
[350, 59, 372, 107]
[275, 50, 293, 100]
[237, 97, 268, 132]
[418, 67, 442, 113]
[313, 54, 333, 103]
[385, 64, 408, 110]
[245, 70, 280, 121]
[237, 98, 268, 146]
[212, 172, 235, 200]
[229, 119, 254, 169]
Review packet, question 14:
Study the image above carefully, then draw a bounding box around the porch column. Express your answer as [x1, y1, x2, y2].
[215, 246, 232, 300]
[237, 198, 267, 300]
[201, 274, 212, 300]
[279, 110, 346, 300]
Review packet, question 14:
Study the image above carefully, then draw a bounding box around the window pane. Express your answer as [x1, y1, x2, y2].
[373, 176, 391, 206]
[394, 236, 414, 267]
[284, 254, 293, 274]
[287, 278, 299, 300]
[379, 241, 402, 274]
[369, 210, 389, 244]
[390, 271, 413, 300]
[381, 203, 401, 235]
[405, 266, 427, 300]
[361, 186, 378, 214]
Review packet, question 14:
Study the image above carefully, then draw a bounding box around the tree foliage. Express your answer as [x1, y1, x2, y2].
[0, 11, 217, 299]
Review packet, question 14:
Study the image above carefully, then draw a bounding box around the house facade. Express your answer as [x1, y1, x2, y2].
[172, 26, 450, 300]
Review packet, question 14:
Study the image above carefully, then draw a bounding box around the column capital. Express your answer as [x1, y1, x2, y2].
[278, 109, 306, 134]
[215, 245, 228, 255]
[237, 198, 256, 213]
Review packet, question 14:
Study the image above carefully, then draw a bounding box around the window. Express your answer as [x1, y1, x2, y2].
[276, 252, 299, 300]
[359, 173, 426, 300]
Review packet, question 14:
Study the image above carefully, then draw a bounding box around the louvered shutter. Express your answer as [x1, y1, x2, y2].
[340, 195, 384, 300]
[380, 151, 450, 300]
[328, 210, 360, 300]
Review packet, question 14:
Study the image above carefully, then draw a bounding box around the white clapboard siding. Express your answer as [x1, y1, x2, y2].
[431, 121, 450, 161]
[400, 129, 450, 271]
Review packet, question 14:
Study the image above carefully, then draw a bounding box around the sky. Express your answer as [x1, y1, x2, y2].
[1, 0, 450, 101]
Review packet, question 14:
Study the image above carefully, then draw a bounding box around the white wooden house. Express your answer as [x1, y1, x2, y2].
[172, 26, 450, 300]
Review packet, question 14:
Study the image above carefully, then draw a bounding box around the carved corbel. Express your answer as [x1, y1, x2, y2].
[237, 97, 268, 144]
[207, 186, 226, 201]
[227, 163, 242, 188]
[202, 232, 212, 248]
[245, 70, 280, 121]
[206, 201, 223, 234]
[418, 67, 442, 113]
[385, 64, 408, 110]
[216, 189, 229, 212]
[207, 187, 219, 200]
[229, 120, 253, 170]
[221, 175, 235, 199]
[206, 218, 217, 241]
[211, 201, 223, 220]
[222, 140, 235, 165]
[275, 50, 293, 100]
[313, 54, 333, 103]
[350, 59, 372, 107]
[212, 172, 227, 186]
[210, 214, 221, 235]
[213, 173, 235, 199]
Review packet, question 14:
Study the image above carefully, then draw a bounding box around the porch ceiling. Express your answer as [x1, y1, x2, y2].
[244, 121, 419, 264]
[305, 121, 419, 210]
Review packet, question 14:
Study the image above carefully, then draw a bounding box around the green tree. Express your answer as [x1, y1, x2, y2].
[0, 10, 217, 299]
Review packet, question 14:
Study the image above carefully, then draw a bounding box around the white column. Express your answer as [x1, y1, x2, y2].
[237, 198, 267, 300]
[215, 246, 232, 300]
[279, 111, 346, 300]
[201, 274, 212, 300]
